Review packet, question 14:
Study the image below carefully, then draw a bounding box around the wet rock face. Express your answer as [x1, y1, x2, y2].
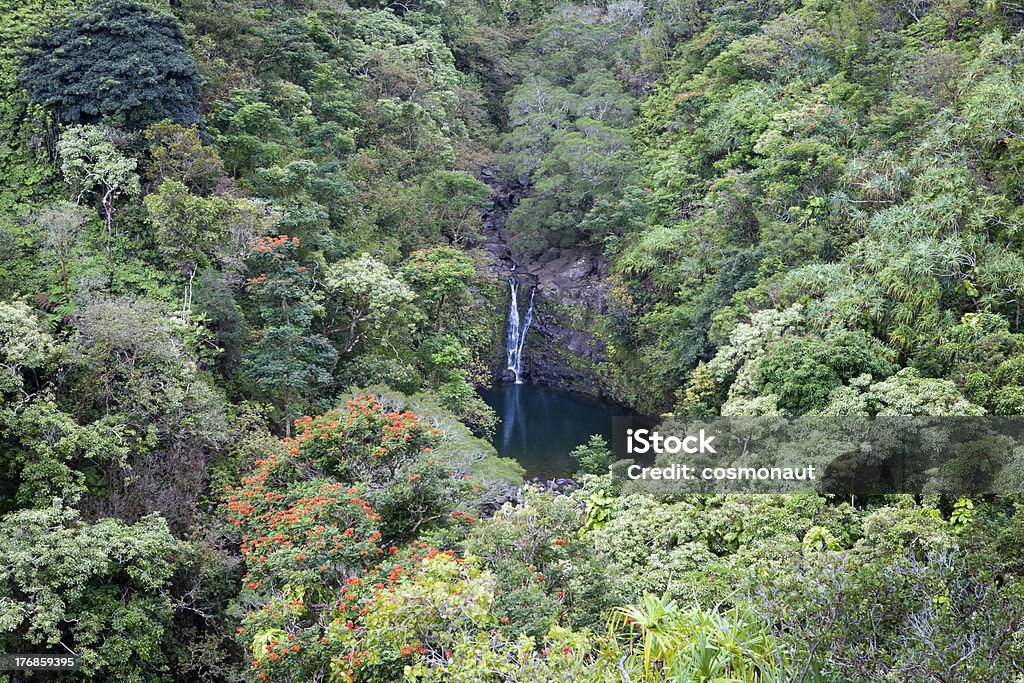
[527, 320, 609, 395]
[527, 252, 612, 396]
[477, 167, 530, 278]
[475, 168, 613, 396]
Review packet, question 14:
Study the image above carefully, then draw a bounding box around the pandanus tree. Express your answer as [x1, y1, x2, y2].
[608, 594, 792, 682]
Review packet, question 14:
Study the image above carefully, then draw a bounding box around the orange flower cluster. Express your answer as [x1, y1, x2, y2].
[251, 235, 300, 253]
[331, 649, 371, 683]
[285, 395, 439, 471]
[251, 635, 303, 674]
[244, 273, 297, 290]
[449, 509, 479, 524]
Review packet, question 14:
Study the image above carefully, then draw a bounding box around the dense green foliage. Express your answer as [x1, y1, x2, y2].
[598, 0, 1024, 415]
[2, 0, 1024, 680]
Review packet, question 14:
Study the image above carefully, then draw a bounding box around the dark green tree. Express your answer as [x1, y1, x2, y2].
[19, 0, 200, 128]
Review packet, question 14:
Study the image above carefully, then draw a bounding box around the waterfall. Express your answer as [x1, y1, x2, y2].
[505, 274, 535, 384]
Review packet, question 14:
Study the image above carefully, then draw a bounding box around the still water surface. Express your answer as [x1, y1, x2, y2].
[478, 383, 630, 478]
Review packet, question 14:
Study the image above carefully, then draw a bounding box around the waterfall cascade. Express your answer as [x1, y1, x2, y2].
[505, 273, 535, 384]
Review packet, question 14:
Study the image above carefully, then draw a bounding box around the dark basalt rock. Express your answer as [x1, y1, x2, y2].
[477, 477, 580, 517]
[526, 476, 579, 494]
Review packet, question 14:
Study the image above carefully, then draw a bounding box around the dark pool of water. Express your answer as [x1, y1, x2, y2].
[479, 383, 633, 479]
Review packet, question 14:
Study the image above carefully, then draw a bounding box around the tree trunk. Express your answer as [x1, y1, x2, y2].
[59, 257, 70, 301]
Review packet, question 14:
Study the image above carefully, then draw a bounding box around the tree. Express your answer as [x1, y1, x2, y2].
[66, 295, 230, 529]
[509, 118, 637, 248]
[822, 368, 986, 416]
[19, 0, 200, 128]
[57, 125, 140, 265]
[69, 295, 201, 420]
[145, 181, 231, 271]
[499, 10, 643, 251]
[323, 254, 416, 355]
[225, 396, 468, 682]
[1, 397, 127, 509]
[504, 72, 638, 250]
[0, 504, 185, 682]
[754, 330, 897, 414]
[400, 246, 475, 332]
[143, 121, 228, 195]
[569, 434, 613, 476]
[29, 201, 89, 302]
[209, 90, 288, 177]
[241, 236, 336, 434]
[144, 180, 271, 317]
[462, 487, 618, 636]
[0, 301, 53, 398]
[414, 170, 492, 244]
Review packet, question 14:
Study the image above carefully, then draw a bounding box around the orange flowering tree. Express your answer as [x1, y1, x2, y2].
[231, 479, 381, 682]
[327, 545, 496, 683]
[242, 235, 336, 434]
[225, 395, 479, 682]
[288, 395, 460, 542]
[287, 396, 435, 483]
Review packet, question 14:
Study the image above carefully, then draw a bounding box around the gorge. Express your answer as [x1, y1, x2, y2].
[479, 175, 630, 474]
[477, 169, 617, 398]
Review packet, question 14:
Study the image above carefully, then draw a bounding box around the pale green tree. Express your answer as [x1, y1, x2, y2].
[323, 254, 417, 355]
[29, 202, 89, 301]
[0, 504, 184, 681]
[0, 301, 53, 397]
[144, 180, 272, 317]
[822, 368, 986, 416]
[57, 125, 140, 262]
